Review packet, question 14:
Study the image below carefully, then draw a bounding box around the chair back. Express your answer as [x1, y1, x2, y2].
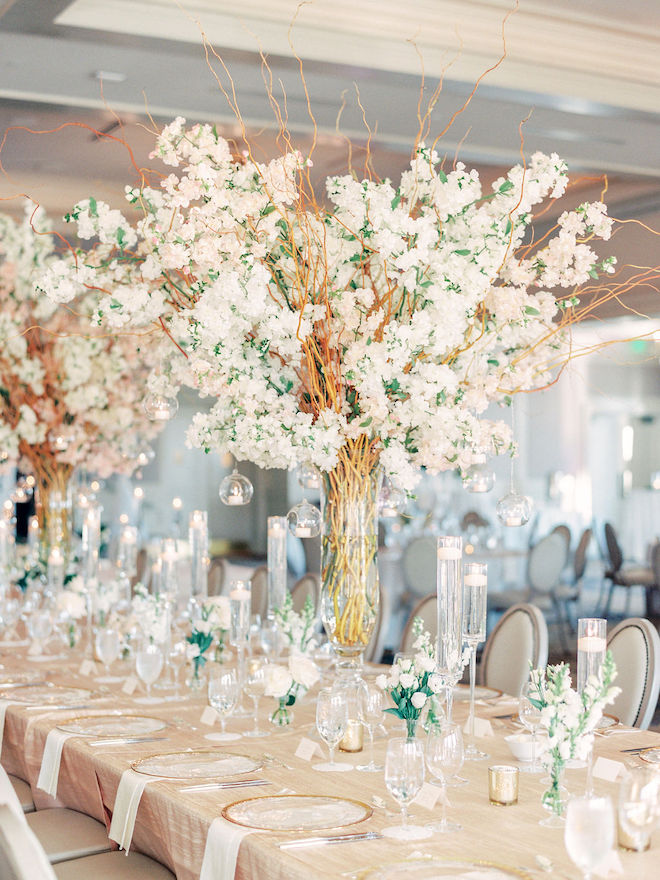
[133, 547, 148, 587]
[248, 565, 269, 619]
[402, 536, 436, 598]
[651, 542, 660, 585]
[290, 573, 319, 615]
[207, 557, 227, 597]
[607, 617, 660, 729]
[0, 804, 56, 880]
[573, 528, 592, 581]
[551, 524, 571, 549]
[480, 603, 548, 696]
[604, 522, 623, 573]
[399, 594, 437, 654]
[528, 532, 568, 595]
[364, 581, 390, 664]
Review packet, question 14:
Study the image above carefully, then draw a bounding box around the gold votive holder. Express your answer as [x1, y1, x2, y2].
[339, 719, 363, 752]
[488, 765, 519, 806]
[617, 816, 651, 852]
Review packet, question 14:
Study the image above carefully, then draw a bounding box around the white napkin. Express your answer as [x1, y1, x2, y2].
[0, 700, 19, 757]
[200, 816, 255, 880]
[109, 768, 165, 854]
[36, 729, 77, 797]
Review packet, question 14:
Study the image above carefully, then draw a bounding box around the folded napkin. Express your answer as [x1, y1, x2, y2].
[0, 700, 20, 757]
[109, 768, 165, 854]
[36, 728, 77, 797]
[200, 817, 255, 880]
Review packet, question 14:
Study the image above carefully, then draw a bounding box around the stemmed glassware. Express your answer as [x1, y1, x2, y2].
[168, 639, 188, 698]
[95, 627, 122, 682]
[243, 657, 268, 738]
[206, 668, 241, 742]
[26, 608, 53, 656]
[136, 642, 164, 701]
[564, 796, 615, 880]
[519, 679, 544, 774]
[618, 767, 660, 851]
[0, 596, 23, 643]
[462, 562, 488, 760]
[436, 536, 463, 723]
[424, 722, 464, 832]
[356, 680, 384, 772]
[382, 737, 432, 840]
[313, 688, 352, 772]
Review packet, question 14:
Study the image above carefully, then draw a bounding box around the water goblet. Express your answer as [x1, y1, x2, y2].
[206, 668, 241, 742]
[95, 627, 122, 682]
[27, 608, 53, 655]
[313, 688, 352, 772]
[518, 680, 543, 773]
[168, 640, 188, 697]
[618, 767, 660, 851]
[424, 722, 464, 832]
[0, 597, 22, 641]
[382, 737, 432, 840]
[136, 642, 164, 701]
[356, 680, 384, 772]
[564, 795, 615, 880]
[243, 657, 268, 738]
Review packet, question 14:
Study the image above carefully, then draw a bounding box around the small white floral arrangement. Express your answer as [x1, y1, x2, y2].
[55, 586, 87, 648]
[273, 593, 317, 654]
[132, 583, 170, 644]
[186, 596, 231, 682]
[528, 654, 620, 817]
[264, 651, 320, 725]
[376, 617, 442, 738]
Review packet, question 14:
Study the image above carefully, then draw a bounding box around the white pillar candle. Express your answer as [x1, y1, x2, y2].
[437, 546, 462, 560]
[464, 573, 488, 587]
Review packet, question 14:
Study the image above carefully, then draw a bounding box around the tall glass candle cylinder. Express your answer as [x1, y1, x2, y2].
[436, 536, 463, 720]
[159, 538, 179, 599]
[117, 525, 138, 578]
[189, 510, 209, 601]
[230, 580, 252, 715]
[267, 516, 287, 621]
[47, 545, 65, 597]
[81, 504, 102, 586]
[577, 618, 607, 694]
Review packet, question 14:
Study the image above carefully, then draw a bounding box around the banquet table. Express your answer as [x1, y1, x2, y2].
[0, 646, 658, 880]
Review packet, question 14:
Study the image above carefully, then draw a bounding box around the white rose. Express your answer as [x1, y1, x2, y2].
[428, 673, 443, 694]
[264, 664, 293, 699]
[411, 691, 427, 709]
[206, 596, 230, 630]
[414, 653, 435, 674]
[56, 590, 86, 619]
[398, 672, 416, 690]
[290, 653, 319, 690]
[186, 643, 200, 659]
[375, 674, 388, 690]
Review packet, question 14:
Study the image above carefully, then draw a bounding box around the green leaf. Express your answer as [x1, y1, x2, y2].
[391, 193, 401, 209]
[505, 218, 512, 236]
[88, 196, 98, 217]
[261, 204, 277, 216]
[437, 169, 448, 183]
[524, 306, 540, 316]
[588, 268, 599, 280]
[453, 249, 470, 256]
[499, 180, 514, 193]
[487, 358, 499, 366]
[359, 417, 372, 428]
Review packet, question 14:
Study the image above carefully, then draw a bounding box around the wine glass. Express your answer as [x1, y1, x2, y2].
[518, 680, 543, 773]
[564, 796, 615, 880]
[95, 627, 122, 682]
[168, 640, 188, 697]
[618, 767, 660, 851]
[382, 737, 432, 840]
[356, 680, 384, 772]
[243, 657, 268, 738]
[260, 621, 282, 661]
[0, 596, 22, 642]
[136, 642, 164, 700]
[424, 722, 464, 832]
[206, 668, 241, 742]
[27, 608, 53, 655]
[313, 688, 352, 772]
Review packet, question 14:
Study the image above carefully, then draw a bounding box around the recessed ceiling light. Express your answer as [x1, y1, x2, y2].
[93, 70, 127, 83]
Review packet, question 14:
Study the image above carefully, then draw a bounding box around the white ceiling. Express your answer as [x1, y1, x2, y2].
[0, 0, 659, 317]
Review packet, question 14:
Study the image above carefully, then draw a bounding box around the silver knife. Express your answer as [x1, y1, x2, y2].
[179, 779, 271, 792]
[88, 735, 169, 747]
[279, 831, 382, 849]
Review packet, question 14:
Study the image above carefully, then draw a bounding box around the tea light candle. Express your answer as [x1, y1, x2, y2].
[464, 573, 488, 587]
[339, 719, 363, 753]
[437, 547, 462, 560]
[225, 494, 243, 505]
[577, 636, 607, 653]
[47, 545, 65, 595]
[295, 526, 312, 538]
[488, 765, 518, 806]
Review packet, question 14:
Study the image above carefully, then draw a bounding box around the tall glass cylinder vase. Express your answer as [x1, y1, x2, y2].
[189, 510, 209, 605]
[230, 580, 252, 715]
[320, 440, 381, 683]
[577, 617, 606, 794]
[116, 525, 138, 606]
[81, 504, 102, 587]
[32, 461, 74, 567]
[267, 516, 287, 621]
[462, 562, 488, 760]
[436, 536, 463, 722]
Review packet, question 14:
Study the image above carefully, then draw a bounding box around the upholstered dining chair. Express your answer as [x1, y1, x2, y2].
[554, 527, 592, 629]
[606, 617, 660, 729]
[364, 581, 391, 664]
[249, 564, 269, 619]
[290, 572, 319, 614]
[479, 603, 549, 697]
[401, 535, 436, 600]
[7, 773, 35, 812]
[602, 523, 655, 618]
[207, 556, 227, 596]
[0, 769, 175, 880]
[399, 594, 436, 654]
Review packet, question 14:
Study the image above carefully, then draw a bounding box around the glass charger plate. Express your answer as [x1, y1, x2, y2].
[453, 685, 502, 702]
[597, 714, 619, 729]
[638, 747, 660, 765]
[222, 794, 372, 831]
[132, 750, 262, 779]
[57, 714, 167, 737]
[0, 671, 43, 687]
[0, 684, 92, 705]
[357, 858, 531, 879]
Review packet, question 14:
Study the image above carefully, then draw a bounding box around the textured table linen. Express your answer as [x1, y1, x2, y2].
[0, 649, 659, 880]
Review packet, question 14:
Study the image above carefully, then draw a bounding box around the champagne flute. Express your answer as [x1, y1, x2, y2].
[425, 722, 464, 832]
[95, 627, 122, 682]
[519, 680, 543, 773]
[206, 668, 241, 742]
[462, 562, 488, 760]
[356, 680, 384, 772]
[313, 688, 352, 772]
[382, 737, 432, 840]
[564, 796, 615, 880]
[243, 657, 268, 738]
[168, 639, 188, 697]
[136, 642, 164, 700]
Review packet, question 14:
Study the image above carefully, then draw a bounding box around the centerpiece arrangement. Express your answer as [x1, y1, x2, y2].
[40, 114, 617, 669]
[186, 595, 231, 687]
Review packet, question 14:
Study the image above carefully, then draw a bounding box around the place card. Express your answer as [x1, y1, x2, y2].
[595, 849, 624, 877]
[28, 642, 42, 656]
[295, 737, 321, 761]
[78, 659, 98, 677]
[592, 756, 626, 782]
[412, 782, 448, 810]
[122, 676, 138, 696]
[200, 706, 217, 726]
[463, 717, 494, 738]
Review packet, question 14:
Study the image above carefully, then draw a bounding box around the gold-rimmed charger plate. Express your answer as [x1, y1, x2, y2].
[453, 685, 502, 702]
[57, 714, 167, 737]
[638, 747, 660, 765]
[131, 750, 262, 779]
[597, 713, 620, 730]
[356, 858, 532, 879]
[0, 684, 93, 705]
[222, 794, 372, 832]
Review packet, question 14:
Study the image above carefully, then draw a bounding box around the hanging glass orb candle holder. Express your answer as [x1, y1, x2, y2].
[378, 475, 407, 518]
[462, 452, 496, 493]
[297, 461, 320, 491]
[48, 432, 70, 452]
[219, 466, 254, 506]
[287, 498, 322, 538]
[496, 491, 533, 527]
[143, 392, 179, 421]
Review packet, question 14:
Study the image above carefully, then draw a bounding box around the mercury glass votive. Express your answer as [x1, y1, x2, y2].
[488, 765, 519, 806]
